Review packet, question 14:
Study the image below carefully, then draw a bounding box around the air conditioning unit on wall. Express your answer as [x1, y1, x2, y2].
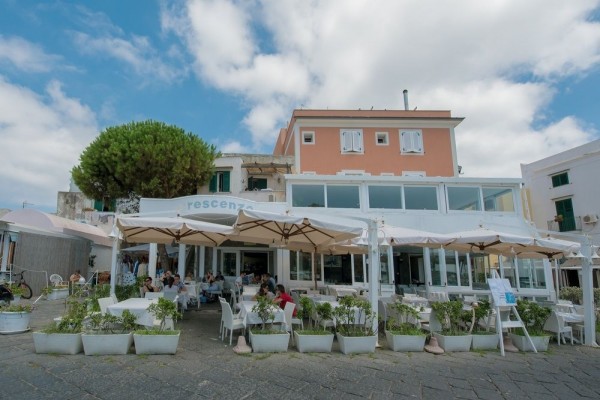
[583, 214, 599, 224]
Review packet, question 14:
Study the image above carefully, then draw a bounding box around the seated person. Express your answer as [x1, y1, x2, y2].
[161, 270, 172, 287]
[203, 271, 214, 284]
[215, 271, 224, 281]
[69, 270, 82, 283]
[235, 272, 246, 290]
[142, 277, 159, 294]
[184, 272, 194, 283]
[162, 276, 178, 299]
[252, 283, 274, 301]
[172, 274, 188, 310]
[0, 284, 14, 304]
[273, 284, 297, 316]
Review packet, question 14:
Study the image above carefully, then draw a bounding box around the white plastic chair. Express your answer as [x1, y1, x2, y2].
[282, 302, 296, 345]
[544, 311, 573, 345]
[221, 299, 245, 345]
[49, 274, 64, 286]
[145, 292, 164, 300]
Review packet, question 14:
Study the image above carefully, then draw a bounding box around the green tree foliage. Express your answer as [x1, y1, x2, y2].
[72, 120, 219, 201]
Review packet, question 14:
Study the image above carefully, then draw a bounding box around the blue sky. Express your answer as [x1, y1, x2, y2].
[1, 0, 600, 213]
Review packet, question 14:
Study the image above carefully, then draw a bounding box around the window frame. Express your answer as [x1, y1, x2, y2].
[375, 131, 389, 146]
[551, 171, 569, 188]
[399, 129, 424, 154]
[340, 129, 364, 154]
[302, 131, 315, 145]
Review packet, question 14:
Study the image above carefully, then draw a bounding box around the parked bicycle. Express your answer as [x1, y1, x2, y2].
[9, 271, 33, 299]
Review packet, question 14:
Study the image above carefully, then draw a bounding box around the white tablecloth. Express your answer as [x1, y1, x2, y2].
[107, 298, 157, 328]
[238, 301, 285, 328]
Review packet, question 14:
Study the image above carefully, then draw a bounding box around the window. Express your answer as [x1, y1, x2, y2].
[302, 131, 315, 144]
[247, 177, 267, 191]
[555, 198, 576, 232]
[404, 186, 438, 210]
[93, 198, 116, 212]
[551, 172, 569, 187]
[400, 130, 423, 154]
[482, 187, 514, 212]
[447, 187, 482, 211]
[340, 129, 364, 153]
[376, 132, 389, 145]
[326, 185, 360, 208]
[291, 184, 325, 207]
[209, 171, 230, 193]
[368, 185, 403, 209]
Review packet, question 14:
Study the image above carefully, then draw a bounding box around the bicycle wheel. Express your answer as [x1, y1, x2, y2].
[20, 283, 33, 299]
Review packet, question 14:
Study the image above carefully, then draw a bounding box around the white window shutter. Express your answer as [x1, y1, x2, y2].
[353, 131, 363, 152]
[341, 131, 352, 152]
[414, 131, 423, 152]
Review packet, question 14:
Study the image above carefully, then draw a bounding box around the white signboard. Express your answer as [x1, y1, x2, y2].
[487, 278, 516, 307]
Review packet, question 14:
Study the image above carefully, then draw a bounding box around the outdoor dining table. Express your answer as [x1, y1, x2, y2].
[238, 300, 285, 328]
[107, 298, 157, 328]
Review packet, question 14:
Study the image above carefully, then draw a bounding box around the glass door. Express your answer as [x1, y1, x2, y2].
[221, 251, 239, 277]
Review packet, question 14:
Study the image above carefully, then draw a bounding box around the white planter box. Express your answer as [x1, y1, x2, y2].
[294, 332, 334, 353]
[133, 332, 180, 355]
[0, 311, 31, 334]
[509, 333, 550, 352]
[82, 333, 133, 355]
[471, 333, 499, 350]
[46, 288, 69, 300]
[33, 332, 83, 354]
[385, 331, 426, 352]
[336, 333, 377, 354]
[249, 331, 290, 353]
[433, 333, 472, 352]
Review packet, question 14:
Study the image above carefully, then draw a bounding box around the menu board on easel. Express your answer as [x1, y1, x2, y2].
[488, 278, 516, 307]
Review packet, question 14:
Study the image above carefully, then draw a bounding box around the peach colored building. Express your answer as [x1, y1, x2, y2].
[273, 109, 463, 177]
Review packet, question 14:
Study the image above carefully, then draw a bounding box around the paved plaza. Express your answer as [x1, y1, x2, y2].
[1, 297, 600, 400]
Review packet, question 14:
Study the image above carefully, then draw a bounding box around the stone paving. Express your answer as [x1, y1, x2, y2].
[2, 297, 600, 399]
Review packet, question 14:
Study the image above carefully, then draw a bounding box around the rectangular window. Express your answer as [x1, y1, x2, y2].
[353, 254, 365, 283]
[326, 185, 360, 208]
[299, 252, 312, 281]
[291, 184, 325, 207]
[302, 131, 315, 144]
[247, 177, 267, 191]
[470, 254, 491, 290]
[400, 130, 424, 154]
[289, 251, 298, 280]
[340, 129, 364, 153]
[376, 132, 389, 145]
[429, 249, 442, 286]
[517, 259, 546, 289]
[368, 185, 403, 209]
[482, 187, 515, 212]
[209, 171, 231, 193]
[404, 186, 438, 210]
[555, 198, 576, 232]
[447, 187, 482, 211]
[551, 172, 569, 187]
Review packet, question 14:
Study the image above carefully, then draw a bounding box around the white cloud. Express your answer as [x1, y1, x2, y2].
[0, 77, 98, 210]
[0, 35, 62, 73]
[164, 0, 600, 176]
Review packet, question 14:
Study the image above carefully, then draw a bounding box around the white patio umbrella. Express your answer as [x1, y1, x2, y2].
[509, 236, 582, 260]
[441, 227, 536, 254]
[380, 225, 454, 247]
[233, 209, 363, 247]
[117, 216, 234, 246]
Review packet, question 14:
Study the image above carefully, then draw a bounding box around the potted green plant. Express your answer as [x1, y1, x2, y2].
[81, 310, 137, 355]
[249, 296, 290, 353]
[430, 300, 472, 352]
[463, 299, 498, 350]
[333, 296, 377, 354]
[0, 303, 33, 334]
[509, 299, 551, 351]
[33, 298, 87, 354]
[385, 301, 426, 352]
[43, 284, 69, 300]
[8, 285, 24, 304]
[294, 299, 335, 353]
[133, 297, 181, 354]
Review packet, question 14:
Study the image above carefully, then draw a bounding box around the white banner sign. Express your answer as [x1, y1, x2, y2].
[488, 278, 516, 307]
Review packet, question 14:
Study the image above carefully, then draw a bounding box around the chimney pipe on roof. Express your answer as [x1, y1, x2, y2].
[403, 89, 409, 111]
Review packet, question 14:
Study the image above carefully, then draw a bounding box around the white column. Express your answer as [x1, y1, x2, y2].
[199, 246, 205, 279]
[367, 219, 380, 334]
[178, 244, 186, 277]
[212, 247, 218, 274]
[109, 227, 120, 296]
[580, 239, 596, 346]
[0, 232, 9, 272]
[148, 243, 157, 279]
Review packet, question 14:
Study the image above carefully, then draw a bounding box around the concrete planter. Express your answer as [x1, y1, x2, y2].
[471, 333, 499, 350]
[385, 331, 426, 352]
[249, 331, 290, 353]
[133, 332, 180, 354]
[294, 332, 334, 353]
[46, 288, 69, 300]
[0, 311, 31, 334]
[433, 333, 472, 352]
[509, 333, 550, 352]
[82, 333, 133, 355]
[336, 333, 377, 354]
[33, 332, 83, 354]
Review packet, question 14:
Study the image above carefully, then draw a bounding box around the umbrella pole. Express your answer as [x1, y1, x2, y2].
[554, 259, 560, 301]
[312, 252, 317, 291]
